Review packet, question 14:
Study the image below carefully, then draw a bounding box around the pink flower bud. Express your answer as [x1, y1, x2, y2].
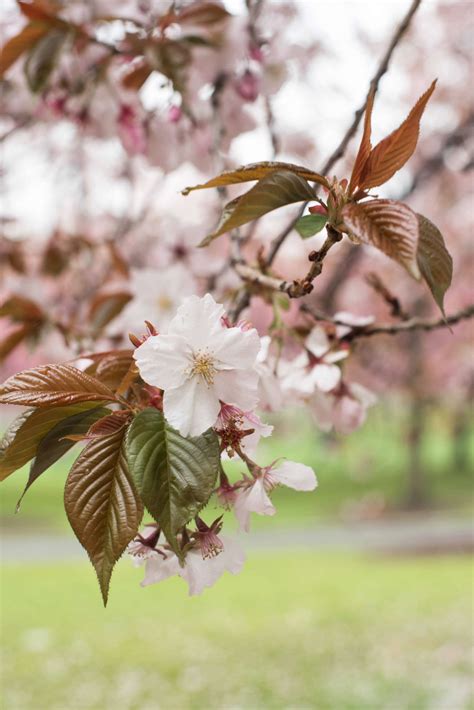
[168, 105, 182, 123]
[309, 204, 328, 216]
[235, 70, 260, 102]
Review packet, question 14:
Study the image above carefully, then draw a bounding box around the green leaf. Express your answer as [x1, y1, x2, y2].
[199, 170, 317, 247]
[64, 425, 143, 606]
[16, 406, 109, 510]
[126, 408, 220, 559]
[0, 403, 101, 481]
[24, 28, 68, 92]
[416, 213, 453, 316]
[0, 363, 117, 407]
[295, 213, 328, 239]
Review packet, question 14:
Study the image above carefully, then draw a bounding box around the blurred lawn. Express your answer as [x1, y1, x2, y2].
[1, 553, 472, 710]
[1, 404, 472, 534]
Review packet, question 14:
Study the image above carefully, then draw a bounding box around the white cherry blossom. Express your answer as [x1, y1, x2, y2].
[133, 536, 245, 596]
[134, 294, 261, 436]
[109, 264, 197, 336]
[305, 326, 348, 392]
[255, 336, 283, 411]
[310, 382, 377, 434]
[234, 461, 317, 532]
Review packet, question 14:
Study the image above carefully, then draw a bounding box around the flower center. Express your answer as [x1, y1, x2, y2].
[190, 350, 217, 386]
[157, 295, 173, 311]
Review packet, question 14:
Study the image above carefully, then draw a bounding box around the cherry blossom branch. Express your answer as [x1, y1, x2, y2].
[264, 0, 423, 268]
[300, 303, 474, 338]
[234, 226, 343, 299]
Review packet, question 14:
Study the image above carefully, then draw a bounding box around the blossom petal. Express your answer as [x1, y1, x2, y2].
[180, 537, 245, 596]
[270, 461, 317, 491]
[164, 378, 221, 436]
[140, 553, 181, 587]
[134, 334, 191, 389]
[305, 327, 330, 358]
[309, 390, 334, 432]
[311, 363, 341, 392]
[167, 293, 225, 349]
[349, 382, 377, 408]
[332, 395, 366, 434]
[234, 479, 275, 532]
[213, 369, 259, 411]
[213, 326, 261, 370]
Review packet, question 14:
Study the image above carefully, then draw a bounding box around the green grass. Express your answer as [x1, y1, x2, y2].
[1, 404, 472, 535]
[1, 552, 472, 710]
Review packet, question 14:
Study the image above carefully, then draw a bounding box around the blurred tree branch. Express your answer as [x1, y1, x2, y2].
[300, 303, 474, 338]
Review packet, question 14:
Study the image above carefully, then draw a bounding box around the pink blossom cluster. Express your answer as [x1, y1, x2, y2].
[127, 293, 375, 594]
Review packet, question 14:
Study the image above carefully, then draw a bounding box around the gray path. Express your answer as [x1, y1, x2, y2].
[1, 515, 472, 561]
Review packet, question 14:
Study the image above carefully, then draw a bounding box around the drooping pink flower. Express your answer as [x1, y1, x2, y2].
[216, 402, 273, 456]
[130, 530, 245, 596]
[310, 381, 377, 435]
[233, 461, 317, 531]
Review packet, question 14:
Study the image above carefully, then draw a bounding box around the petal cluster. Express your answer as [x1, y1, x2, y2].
[134, 294, 261, 436]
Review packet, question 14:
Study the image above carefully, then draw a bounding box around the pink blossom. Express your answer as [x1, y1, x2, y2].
[310, 382, 377, 435]
[117, 104, 147, 155]
[305, 326, 348, 392]
[235, 70, 261, 102]
[134, 294, 261, 436]
[131, 533, 245, 596]
[216, 402, 273, 456]
[234, 461, 317, 531]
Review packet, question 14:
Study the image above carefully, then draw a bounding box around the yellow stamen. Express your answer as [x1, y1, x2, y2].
[190, 350, 217, 386]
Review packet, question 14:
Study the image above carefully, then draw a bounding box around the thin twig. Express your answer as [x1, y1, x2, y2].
[264, 0, 422, 269]
[300, 303, 474, 339]
[234, 226, 343, 298]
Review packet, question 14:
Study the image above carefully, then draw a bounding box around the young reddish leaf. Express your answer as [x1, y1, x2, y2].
[17, 0, 69, 27]
[0, 324, 35, 362]
[0, 403, 101, 481]
[0, 363, 117, 407]
[416, 213, 453, 316]
[348, 88, 374, 194]
[65, 410, 132, 442]
[88, 291, 132, 334]
[0, 294, 44, 322]
[342, 199, 420, 279]
[182, 161, 329, 195]
[176, 2, 230, 26]
[199, 170, 317, 247]
[122, 62, 152, 91]
[93, 350, 136, 392]
[0, 21, 50, 75]
[126, 408, 220, 560]
[358, 80, 437, 190]
[24, 28, 69, 92]
[17, 406, 110, 509]
[65, 426, 143, 605]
